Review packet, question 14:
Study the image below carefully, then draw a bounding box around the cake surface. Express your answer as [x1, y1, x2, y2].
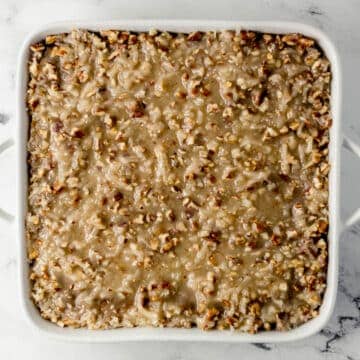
[26, 29, 331, 332]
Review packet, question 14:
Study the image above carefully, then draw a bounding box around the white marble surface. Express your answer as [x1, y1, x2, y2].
[1, 0, 360, 358]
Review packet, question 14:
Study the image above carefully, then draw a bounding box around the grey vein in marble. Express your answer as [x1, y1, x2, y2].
[307, 5, 324, 17]
[0, 113, 10, 125]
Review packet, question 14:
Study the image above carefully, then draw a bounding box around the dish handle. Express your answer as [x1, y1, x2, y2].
[0, 138, 15, 222]
[342, 135, 360, 229]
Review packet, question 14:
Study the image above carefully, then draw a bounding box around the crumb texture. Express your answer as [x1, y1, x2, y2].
[26, 29, 331, 332]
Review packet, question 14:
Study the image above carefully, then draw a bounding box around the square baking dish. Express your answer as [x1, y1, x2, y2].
[15, 19, 344, 343]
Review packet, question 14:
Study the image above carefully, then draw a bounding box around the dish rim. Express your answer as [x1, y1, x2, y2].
[16, 19, 342, 343]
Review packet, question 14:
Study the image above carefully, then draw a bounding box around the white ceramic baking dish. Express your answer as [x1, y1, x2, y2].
[2, 19, 359, 343]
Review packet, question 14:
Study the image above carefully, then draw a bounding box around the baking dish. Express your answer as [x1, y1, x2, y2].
[3, 19, 359, 342]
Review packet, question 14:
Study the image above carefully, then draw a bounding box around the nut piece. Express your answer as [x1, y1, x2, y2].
[187, 32, 202, 41]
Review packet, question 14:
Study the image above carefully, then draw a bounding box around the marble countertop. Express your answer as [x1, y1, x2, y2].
[1, 0, 360, 358]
